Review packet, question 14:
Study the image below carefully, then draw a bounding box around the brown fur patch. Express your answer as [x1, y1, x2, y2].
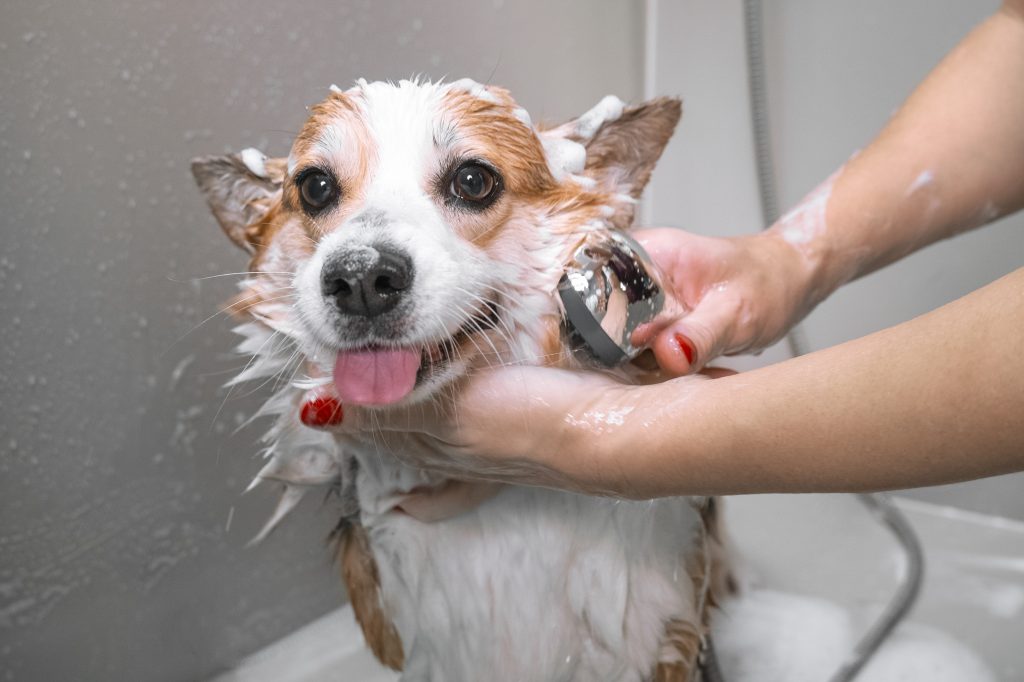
[654, 618, 704, 682]
[286, 90, 373, 240]
[442, 88, 556, 199]
[245, 203, 308, 269]
[191, 153, 285, 255]
[699, 497, 739, 601]
[537, 314, 573, 367]
[653, 497, 734, 682]
[335, 522, 404, 671]
[440, 87, 629, 243]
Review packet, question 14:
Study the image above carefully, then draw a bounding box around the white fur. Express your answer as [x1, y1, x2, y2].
[574, 95, 625, 140]
[229, 81, 701, 680]
[538, 94, 624, 183]
[240, 147, 268, 178]
[448, 77, 500, 104]
[512, 106, 533, 127]
[540, 134, 588, 182]
[368, 481, 700, 681]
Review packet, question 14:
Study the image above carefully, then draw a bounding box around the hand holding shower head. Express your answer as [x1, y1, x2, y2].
[558, 231, 667, 368]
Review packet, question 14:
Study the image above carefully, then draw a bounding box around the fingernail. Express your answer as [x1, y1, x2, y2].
[674, 333, 696, 365]
[300, 396, 344, 428]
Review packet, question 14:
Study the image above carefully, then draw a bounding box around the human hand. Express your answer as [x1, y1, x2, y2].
[303, 363, 733, 498]
[305, 365, 633, 493]
[632, 228, 824, 375]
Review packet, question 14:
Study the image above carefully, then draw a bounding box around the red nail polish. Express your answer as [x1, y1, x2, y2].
[674, 334, 696, 365]
[300, 396, 344, 428]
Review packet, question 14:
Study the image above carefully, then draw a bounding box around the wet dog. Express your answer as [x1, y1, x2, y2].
[192, 78, 730, 681]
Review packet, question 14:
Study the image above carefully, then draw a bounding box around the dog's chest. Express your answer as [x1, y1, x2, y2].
[354, 452, 702, 681]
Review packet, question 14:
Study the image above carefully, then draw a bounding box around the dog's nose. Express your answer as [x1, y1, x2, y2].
[321, 245, 414, 318]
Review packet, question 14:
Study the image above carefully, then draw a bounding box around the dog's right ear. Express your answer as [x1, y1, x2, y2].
[191, 148, 286, 255]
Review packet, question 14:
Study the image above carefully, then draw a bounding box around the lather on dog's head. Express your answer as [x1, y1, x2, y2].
[192, 78, 680, 409]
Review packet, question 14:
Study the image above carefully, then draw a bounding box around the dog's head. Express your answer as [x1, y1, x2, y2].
[193, 79, 680, 408]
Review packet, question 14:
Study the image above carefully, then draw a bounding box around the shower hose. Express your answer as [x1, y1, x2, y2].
[739, 2, 926, 681]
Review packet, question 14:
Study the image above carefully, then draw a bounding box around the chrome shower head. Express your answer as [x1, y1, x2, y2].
[558, 231, 666, 368]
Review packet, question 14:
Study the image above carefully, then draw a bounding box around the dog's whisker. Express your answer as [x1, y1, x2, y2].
[464, 286, 532, 345]
[451, 286, 521, 350]
[161, 290, 293, 358]
[459, 314, 505, 368]
[438, 306, 501, 372]
[210, 328, 285, 430]
[229, 335, 299, 401]
[231, 292, 300, 316]
[265, 346, 305, 396]
[168, 271, 296, 283]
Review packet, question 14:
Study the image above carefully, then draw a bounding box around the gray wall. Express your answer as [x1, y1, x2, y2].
[0, 1, 643, 680]
[647, 0, 1024, 520]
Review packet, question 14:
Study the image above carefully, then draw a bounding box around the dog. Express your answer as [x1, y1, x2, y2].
[192, 78, 732, 681]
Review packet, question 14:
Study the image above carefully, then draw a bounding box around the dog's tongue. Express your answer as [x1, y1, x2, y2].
[333, 348, 421, 406]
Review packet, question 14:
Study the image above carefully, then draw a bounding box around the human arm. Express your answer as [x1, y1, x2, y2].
[595, 268, 1024, 497]
[313, 3, 1024, 498]
[645, 0, 1024, 374]
[331, 268, 1024, 498]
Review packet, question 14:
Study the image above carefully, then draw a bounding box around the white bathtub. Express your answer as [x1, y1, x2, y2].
[212, 495, 1024, 681]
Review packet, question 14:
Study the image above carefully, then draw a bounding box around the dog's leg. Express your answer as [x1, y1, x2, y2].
[653, 616, 705, 681]
[651, 541, 711, 682]
[700, 496, 739, 602]
[652, 497, 737, 682]
[335, 521, 405, 671]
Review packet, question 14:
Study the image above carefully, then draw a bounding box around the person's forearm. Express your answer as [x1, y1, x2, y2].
[769, 2, 1024, 302]
[593, 268, 1024, 498]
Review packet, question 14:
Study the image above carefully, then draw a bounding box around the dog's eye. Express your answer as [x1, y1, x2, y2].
[298, 170, 339, 213]
[450, 163, 497, 205]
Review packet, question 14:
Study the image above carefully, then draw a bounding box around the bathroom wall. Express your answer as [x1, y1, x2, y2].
[646, 0, 1024, 520]
[0, 1, 643, 679]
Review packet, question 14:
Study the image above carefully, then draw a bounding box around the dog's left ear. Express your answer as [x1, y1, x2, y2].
[582, 96, 681, 199]
[191, 148, 286, 255]
[541, 96, 681, 226]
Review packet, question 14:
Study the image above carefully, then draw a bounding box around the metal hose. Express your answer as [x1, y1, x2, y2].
[740, 0, 811, 360]
[830, 494, 926, 681]
[740, 3, 926, 680]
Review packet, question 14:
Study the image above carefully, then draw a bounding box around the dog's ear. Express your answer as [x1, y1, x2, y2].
[581, 96, 681, 200]
[191, 148, 286, 255]
[540, 96, 681, 224]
